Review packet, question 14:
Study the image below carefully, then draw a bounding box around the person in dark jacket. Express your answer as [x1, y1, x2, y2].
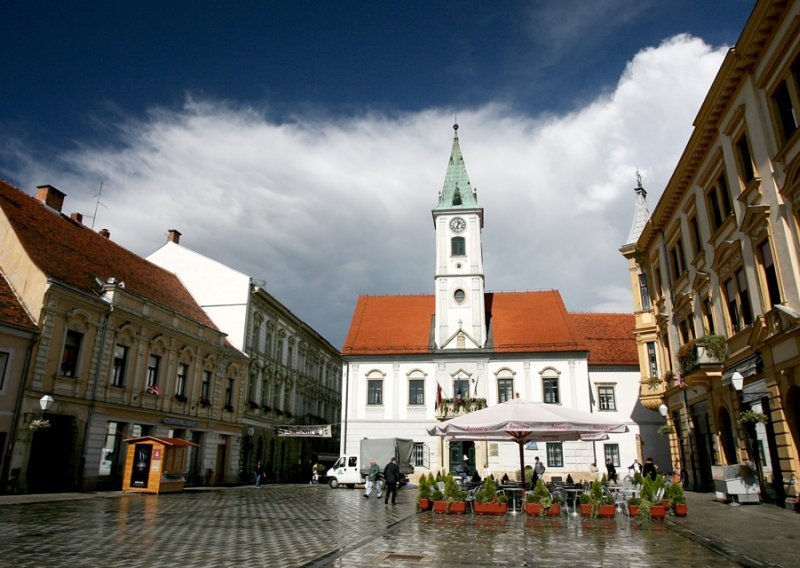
[642, 456, 658, 481]
[605, 458, 618, 483]
[383, 457, 401, 505]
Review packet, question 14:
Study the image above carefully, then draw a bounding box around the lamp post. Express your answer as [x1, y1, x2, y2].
[39, 394, 54, 417]
[659, 403, 668, 418]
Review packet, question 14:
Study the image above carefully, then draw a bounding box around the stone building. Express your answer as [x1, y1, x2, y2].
[342, 125, 662, 482]
[148, 235, 342, 483]
[0, 180, 247, 492]
[620, 0, 800, 504]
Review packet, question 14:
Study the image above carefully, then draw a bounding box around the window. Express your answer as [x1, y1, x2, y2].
[646, 341, 658, 378]
[653, 265, 663, 297]
[688, 215, 702, 257]
[770, 55, 800, 146]
[251, 319, 261, 351]
[453, 289, 466, 304]
[367, 379, 383, 405]
[638, 273, 651, 310]
[546, 442, 563, 468]
[497, 378, 513, 403]
[60, 330, 83, 377]
[604, 444, 620, 468]
[453, 378, 469, 399]
[771, 79, 798, 143]
[702, 297, 716, 335]
[146, 354, 161, 387]
[111, 344, 128, 387]
[0, 351, 8, 390]
[408, 379, 424, 405]
[724, 268, 753, 333]
[669, 238, 686, 281]
[707, 173, 734, 232]
[543, 376, 559, 404]
[735, 131, 757, 186]
[201, 370, 211, 398]
[757, 240, 782, 307]
[413, 442, 429, 468]
[225, 378, 234, 407]
[678, 315, 695, 343]
[598, 385, 616, 411]
[451, 236, 465, 256]
[176, 363, 188, 397]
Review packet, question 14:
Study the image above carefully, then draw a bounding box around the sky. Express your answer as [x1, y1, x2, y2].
[1, 1, 757, 349]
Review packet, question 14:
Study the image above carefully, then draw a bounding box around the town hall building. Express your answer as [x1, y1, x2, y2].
[341, 124, 666, 482]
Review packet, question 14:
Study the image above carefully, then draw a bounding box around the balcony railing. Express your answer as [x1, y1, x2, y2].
[678, 334, 726, 376]
[435, 397, 487, 420]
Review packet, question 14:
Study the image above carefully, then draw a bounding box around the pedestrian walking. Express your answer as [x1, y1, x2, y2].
[628, 458, 642, 474]
[311, 462, 320, 485]
[363, 458, 382, 499]
[532, 456, 545, 487]
[255, 461, 265, 488]
[383, 456, 401, 505]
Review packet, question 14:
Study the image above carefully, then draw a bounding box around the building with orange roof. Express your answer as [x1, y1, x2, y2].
[341, 126, 664, 482]
[0, 179, 247, 492]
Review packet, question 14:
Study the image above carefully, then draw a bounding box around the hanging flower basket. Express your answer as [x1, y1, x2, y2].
[737, 410, 768, 425]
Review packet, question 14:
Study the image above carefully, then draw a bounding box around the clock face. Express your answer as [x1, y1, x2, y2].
[449, 217, 466, 233]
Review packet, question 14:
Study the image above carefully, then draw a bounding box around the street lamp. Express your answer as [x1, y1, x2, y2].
[39, 394, 54, 415]
[659, 403, 668, 418]
[731, 371, 744, 392]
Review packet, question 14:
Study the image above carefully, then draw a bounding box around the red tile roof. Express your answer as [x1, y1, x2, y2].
[0, 270, 37, 331]
[342, 290, 591, 355]
[569, 312, 637, 365]
[0, 179, 218, 330]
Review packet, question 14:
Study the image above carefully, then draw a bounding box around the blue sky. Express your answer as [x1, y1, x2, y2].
[1, 1, 756, 348]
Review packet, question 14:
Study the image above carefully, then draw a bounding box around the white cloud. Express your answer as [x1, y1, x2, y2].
[6, 35, 726, 349]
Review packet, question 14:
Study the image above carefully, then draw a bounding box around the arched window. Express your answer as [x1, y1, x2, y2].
[540, 368, 560, 404]
[366, 370, 384, 405]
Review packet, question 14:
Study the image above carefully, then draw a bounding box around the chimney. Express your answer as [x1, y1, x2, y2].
[35, 185, 66, 212]
[70, 212, 83, 224]
[167, 229, 182, 244]
[99, 228, 111, 239]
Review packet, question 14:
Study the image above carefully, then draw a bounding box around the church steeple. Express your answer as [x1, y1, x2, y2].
[435, 123, 480, 211]
[625, 170, 650, 245]
[432, 123, 487, 350]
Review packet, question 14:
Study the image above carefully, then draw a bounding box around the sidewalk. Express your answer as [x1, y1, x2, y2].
[668, 491, 800, 567]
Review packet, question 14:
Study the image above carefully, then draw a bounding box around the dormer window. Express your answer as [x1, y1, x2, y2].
[453, 187, 462, 206]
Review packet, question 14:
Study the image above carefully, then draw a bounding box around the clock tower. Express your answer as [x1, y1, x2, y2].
[432, 124, 486, 349]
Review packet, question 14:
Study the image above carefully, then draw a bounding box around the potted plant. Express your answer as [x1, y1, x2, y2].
[668, 482, 687, 516]
[418, 473, 433, 511]
[654, 474, 669, 507]
[546, 492, 563, 516]
[627, 496, 641, 517]
[524, 478, 550, 516]
[658, 424, 675, 435]
[473, 475, 508, 515]
[578, 492, 593, 517]
[636, 476, 655, 521]
[431, 482, 446, 513]
[443, 474, 467, 514]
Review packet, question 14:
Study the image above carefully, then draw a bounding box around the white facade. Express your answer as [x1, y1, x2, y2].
[342, 126, 658, 482]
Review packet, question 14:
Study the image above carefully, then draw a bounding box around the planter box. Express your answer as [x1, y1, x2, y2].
[579, 503, 593, 517]
[447, 501, 467, 514]
[433, 500, 448, 513]
[523, 502, 543, 516]
[473, 502, 508, 516]
[597, 504, 616, 518]
[650, 505, 667, 520]
[673, 503, 688, 517]
[628, 505, 639, 517]
[418, 498, 432, 511]
[547, 503, 562, 516]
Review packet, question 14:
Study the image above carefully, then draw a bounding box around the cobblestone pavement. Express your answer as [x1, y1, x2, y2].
[0, 485, 794, 567]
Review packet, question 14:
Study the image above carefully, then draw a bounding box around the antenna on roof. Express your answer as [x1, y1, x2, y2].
[89, 181, 106, 230]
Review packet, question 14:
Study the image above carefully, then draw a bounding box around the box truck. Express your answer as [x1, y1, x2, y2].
[327, 438, 414, 488]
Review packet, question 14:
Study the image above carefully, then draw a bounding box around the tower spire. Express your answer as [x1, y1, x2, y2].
[436, 122, 477, 210]
[626, 170, 650, 244]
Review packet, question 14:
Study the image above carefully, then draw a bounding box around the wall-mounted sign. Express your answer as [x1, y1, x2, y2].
[277, 425, 332, 438]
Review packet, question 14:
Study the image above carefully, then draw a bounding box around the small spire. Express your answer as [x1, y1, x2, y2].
[626, 170, 650, 244]
[453, 121, 459, 138]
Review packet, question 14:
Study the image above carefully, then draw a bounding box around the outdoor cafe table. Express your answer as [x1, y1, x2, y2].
[500, 484, 524, 515]
[562, 486, 585, 515]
